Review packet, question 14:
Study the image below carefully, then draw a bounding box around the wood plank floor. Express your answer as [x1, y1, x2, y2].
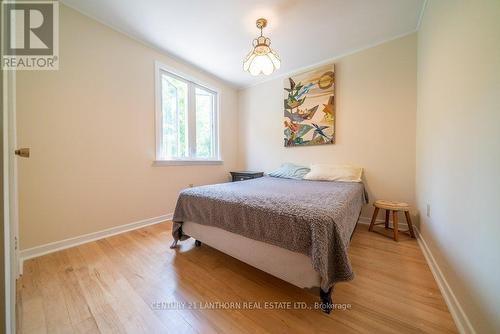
[17, 222, 457, 333]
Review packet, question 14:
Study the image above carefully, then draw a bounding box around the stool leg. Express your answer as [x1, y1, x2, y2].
[392, 211, 399, 241]
[368, 207, 379, 232]
[404, 211, 416, 238]
[384, 210, 390, 229]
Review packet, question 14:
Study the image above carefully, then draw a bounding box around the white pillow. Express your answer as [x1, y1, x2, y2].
[303, 164, 363, 182]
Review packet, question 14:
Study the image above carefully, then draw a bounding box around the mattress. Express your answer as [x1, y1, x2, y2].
[182, 221, 321, 288]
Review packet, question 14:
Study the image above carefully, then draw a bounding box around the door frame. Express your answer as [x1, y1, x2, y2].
[2, 1, 21, 331]
[3, 62, 18, 334]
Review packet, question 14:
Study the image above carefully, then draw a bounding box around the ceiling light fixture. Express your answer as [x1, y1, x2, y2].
[243, 18, 281, 76]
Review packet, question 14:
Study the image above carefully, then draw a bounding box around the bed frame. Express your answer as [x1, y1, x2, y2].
[173, 213, 361, 314]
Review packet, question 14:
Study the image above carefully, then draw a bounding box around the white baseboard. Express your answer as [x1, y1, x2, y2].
[19, 213, 173, 275]
[414, 228, 475, 334]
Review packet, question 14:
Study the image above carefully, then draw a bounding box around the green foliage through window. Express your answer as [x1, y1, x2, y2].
[159, 69, 218, 161]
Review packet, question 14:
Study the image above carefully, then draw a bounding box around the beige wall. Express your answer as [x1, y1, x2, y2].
[238, 34, 417, 219]
[16, 5, 239, 250]
[416, 1, 500, 332]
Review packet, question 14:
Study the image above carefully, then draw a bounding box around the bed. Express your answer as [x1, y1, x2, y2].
[171, 176, 367, 313]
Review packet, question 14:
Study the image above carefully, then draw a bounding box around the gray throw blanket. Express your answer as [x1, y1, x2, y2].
[172, 176, 367, 290]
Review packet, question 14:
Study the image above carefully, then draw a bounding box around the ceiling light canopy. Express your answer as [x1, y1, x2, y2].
[243, 18, 281, 76]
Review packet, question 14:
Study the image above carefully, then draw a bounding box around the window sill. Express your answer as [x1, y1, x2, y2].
[153, 160, 224, 166]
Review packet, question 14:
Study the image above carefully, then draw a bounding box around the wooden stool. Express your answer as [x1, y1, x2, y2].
[368, 200, 415, 241]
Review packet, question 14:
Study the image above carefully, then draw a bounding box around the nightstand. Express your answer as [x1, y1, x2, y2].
[230, 171, 264, 182]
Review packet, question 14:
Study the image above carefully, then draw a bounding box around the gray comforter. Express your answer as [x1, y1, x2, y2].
[172, 176, 367, 290]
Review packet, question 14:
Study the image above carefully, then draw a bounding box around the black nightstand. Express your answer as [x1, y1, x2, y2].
[230, 171, 264, 182]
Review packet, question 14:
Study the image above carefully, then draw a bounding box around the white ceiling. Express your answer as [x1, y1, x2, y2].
[62, 0, 425, 88]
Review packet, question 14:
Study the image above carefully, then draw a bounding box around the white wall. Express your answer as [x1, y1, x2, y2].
[16, 5, 239, 250]
[416, 1, 500, 332]
[238, 34, 417, 219]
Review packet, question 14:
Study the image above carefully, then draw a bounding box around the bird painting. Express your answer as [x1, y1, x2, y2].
[283, 64, 335, 147]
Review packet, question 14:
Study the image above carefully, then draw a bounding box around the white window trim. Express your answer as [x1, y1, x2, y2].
[154, 61, 222, 166]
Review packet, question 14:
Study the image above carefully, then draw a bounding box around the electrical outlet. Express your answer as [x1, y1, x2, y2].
[426, 203, 431, 218]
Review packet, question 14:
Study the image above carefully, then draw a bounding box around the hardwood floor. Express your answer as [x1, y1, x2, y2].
[17, 222, 457, 333]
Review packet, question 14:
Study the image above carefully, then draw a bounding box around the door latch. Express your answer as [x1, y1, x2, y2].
[14, 148, 30, 158]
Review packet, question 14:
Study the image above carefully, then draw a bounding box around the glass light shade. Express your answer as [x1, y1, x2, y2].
[244, 19, 281, 76]
[243, 47, 281, 76]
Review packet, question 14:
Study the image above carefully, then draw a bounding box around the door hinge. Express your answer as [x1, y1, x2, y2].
[14, 237, 18, 250]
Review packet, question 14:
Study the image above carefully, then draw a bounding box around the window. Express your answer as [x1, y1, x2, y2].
[155, 62, 220, 164]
